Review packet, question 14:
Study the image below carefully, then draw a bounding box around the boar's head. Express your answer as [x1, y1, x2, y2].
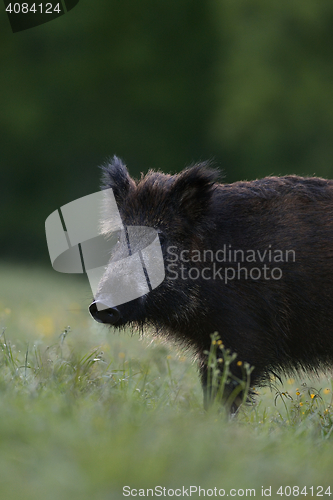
[89, 156, 219, 350]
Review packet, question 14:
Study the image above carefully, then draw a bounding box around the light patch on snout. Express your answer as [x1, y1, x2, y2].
[89, 227, 165, 310]
[88, 254, 149, 310]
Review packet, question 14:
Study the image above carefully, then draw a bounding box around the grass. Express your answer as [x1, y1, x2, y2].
[1, 263, 333, 499]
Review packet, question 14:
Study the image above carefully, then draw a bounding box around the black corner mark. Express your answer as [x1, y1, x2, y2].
[63, 0, 79, 12]
[4, 0, 80, 33]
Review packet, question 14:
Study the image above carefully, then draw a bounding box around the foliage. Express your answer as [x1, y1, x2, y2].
[204, 332, 253, 412]
[1, 1, 333, 260]
[1, 264, 333, 499]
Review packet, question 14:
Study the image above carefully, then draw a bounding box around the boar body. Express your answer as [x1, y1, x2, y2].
[89, 157, 333, 409]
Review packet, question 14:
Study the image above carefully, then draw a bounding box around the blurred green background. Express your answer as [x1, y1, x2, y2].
[1, 0, 333, 263]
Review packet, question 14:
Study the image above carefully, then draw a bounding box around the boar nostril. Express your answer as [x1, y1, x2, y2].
[89, 302, 121, 325]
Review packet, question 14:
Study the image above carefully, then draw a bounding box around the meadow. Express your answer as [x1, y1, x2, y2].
[0, 263, 333, 500]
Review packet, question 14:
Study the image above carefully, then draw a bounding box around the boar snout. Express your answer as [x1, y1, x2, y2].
[89, 301, 121, 325]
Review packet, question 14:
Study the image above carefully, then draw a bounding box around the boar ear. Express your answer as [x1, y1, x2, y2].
[171, 162, 220, 222]
[100, 156, 135, 204]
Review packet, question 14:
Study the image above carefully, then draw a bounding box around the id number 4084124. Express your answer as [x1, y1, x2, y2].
[5, 3, 61, 14]
[276, 485, 331, 496]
